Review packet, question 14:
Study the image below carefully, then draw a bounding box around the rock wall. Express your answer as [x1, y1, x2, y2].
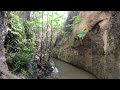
[0, 11, 19, 79]
[63, 11, 80, 31]
[0, 11, 10, 71]
[53, 11, 120, 79]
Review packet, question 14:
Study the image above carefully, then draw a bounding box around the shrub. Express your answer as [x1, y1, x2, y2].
[76, 29, 88, 39]
[7, 46, 37, 76]
[65, 16, 84, 30]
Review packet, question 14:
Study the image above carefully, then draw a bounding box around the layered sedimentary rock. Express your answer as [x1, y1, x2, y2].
[53, 11, 120, 79]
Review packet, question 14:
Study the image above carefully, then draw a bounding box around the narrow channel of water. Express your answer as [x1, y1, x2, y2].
[46, 58, 96, 79]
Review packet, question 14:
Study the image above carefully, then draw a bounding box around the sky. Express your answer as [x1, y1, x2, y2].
[57, 11, 68, 18]
[31, 11, 69, 24]
[43, 11, 68, 23]
[56, 11, 68, 23]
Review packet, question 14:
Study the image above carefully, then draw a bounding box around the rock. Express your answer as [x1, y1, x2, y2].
[0, 69, 20, 79]
[0, 11, 20, 79]
[53, 11, 120, 79]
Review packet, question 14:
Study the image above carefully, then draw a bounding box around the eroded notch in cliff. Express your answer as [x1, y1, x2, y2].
[91, 19, 105, 34]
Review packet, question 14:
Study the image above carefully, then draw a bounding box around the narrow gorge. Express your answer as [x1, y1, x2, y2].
[0, 11, 120, 79]
[53, 11, 120, 79]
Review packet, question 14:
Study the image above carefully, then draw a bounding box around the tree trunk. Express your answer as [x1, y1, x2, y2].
[19, 11, 31, 21]
[18, 11, 31, 39]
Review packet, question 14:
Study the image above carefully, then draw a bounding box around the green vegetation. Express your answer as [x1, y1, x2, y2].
[76, 29, 88, 39]
[61, 30, 72, 37]
[5, 12, 36, 77]
[5, 11, 65, 78]
[70, 16, 84, 23]
[5, 11, 87, 78]
[65, 16, 84, 30]
[7, 50, 37, 76]
[64, 16, 88, 40]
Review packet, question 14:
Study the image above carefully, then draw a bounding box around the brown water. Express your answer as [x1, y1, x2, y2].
[46, 58, 96, 79]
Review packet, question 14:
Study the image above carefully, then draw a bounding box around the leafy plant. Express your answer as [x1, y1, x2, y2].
[61, 30, 71, 37]
[66, 24, 74, 29]
[8, 12, 24, 34]
[8, 51, 32, 72]
[70, 16, 84, 23]
[5, 11, 67, 78]
[7, 49, 38, 77]
[6, 12, 36, 77]
[76, 29, 88, 39]
[5, 12, 24, 53]
[65, 16, 84, 30]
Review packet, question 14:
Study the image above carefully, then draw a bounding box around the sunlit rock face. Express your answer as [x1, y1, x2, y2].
[0, 11, 9, 70]
[0, 11, 19, 79]
[53, 11, 120, 79]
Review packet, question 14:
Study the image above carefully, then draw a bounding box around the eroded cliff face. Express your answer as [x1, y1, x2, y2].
[53, 11, 120, 79]
[0, 11, 19, 79]
[0, 11, 10, 71]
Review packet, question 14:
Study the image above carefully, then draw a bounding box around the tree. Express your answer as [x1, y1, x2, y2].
[3, 11, 65, 78]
